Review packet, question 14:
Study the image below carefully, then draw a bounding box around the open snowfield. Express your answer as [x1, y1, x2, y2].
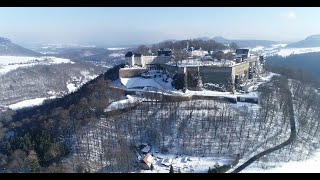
[242, 150, 320, 173]
[276, 47, 320, 57]
[0, 56, 74, 75]
[250, 44, 320, 57]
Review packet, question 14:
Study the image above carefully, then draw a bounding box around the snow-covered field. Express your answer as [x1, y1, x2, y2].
[0, 56, 74, 75]
[276, 47, 320, 57]
[242, 150, 320, 173]
[109, 53, 124, 58]
[250, 44, 320, 57]
[8, 96, 56, 110]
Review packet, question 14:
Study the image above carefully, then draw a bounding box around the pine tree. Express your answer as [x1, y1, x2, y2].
[169, 165, 174, 173]
[28, 150, 40, 173]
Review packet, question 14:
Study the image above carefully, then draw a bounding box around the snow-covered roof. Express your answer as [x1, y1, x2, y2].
[161, 158, 173, 166]
[141, 145, 151, 153]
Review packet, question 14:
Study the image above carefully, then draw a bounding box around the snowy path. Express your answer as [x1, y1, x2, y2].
[230, 81, 297, 173]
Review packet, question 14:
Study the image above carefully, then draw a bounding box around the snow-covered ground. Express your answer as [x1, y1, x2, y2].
[109, 53, 124, 58]
[141, 153, 232, 173]
[183, 72, 277, 99]
[66, 83, 77, 93]
[121, 77, 173, 90]
[251, 46, 265, 52]
[276, 47, 320, 57]
[0, 56, 74, 75]
[242, 150, 320, 173]
[104, 95, 143, 112]
[167, 59, 236, 67]
[8, 96, 56, 110]
[66, 71, 99, 93]
[117, 70, 277, 102]
[250, 44, 320, 57]
[120, 70, 174, 92]
[107, 47, 128, 51]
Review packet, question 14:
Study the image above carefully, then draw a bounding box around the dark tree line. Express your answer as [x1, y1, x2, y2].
[135, 39, 228, 55]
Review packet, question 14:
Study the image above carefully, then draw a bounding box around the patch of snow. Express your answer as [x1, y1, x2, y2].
[167, 59, 235, 67]
[67, 83, 77, 93]
[271, 44, 287, 48]
[276, 47, 320, 57]
[242, 150, 320, 173]
[109, 53, 124, 58]
[107, 47, 127, 51]
[120, 72, 174, 92]
[141, 153, 232, 173]
[8, 96, 56, 110]
[251, 46, 265, 52]
[104, 95, 143, 112]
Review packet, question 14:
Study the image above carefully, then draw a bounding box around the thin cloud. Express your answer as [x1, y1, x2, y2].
[281, 11, 297, 20]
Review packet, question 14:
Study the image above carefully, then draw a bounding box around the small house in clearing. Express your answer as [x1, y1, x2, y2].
[140, 153, 154, 170]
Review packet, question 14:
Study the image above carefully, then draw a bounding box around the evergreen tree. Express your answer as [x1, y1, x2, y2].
[169, 165, 174, 173]
[28, 150, 40, 173]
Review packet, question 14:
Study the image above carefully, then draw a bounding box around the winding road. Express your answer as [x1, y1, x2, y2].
[231, 83, 297, 173]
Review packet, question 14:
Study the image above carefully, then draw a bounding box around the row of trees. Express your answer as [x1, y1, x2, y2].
[135, 39, 230, 55]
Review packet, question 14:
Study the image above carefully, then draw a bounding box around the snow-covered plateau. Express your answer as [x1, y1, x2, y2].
[250, 44, 320, 57]
[0, 56, 74, 75]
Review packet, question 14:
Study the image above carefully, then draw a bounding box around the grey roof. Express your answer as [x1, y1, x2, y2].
[236, 49, 249, 55]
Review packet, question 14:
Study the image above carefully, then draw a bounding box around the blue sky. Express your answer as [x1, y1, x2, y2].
[0, 7, 320, 47]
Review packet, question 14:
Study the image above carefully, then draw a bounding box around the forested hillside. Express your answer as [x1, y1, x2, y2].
[0, 64, 126, 172]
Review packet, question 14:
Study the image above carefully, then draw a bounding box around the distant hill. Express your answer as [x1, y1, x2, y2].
[195, 37, 211, 41]
[55, 47, 127, 67]
[266, 52, 320, 77]
[56, 47, 108, 60]
[212, 36, 279, 48]
[0, 37, 42, 56]
[286, 34, 320, 48]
